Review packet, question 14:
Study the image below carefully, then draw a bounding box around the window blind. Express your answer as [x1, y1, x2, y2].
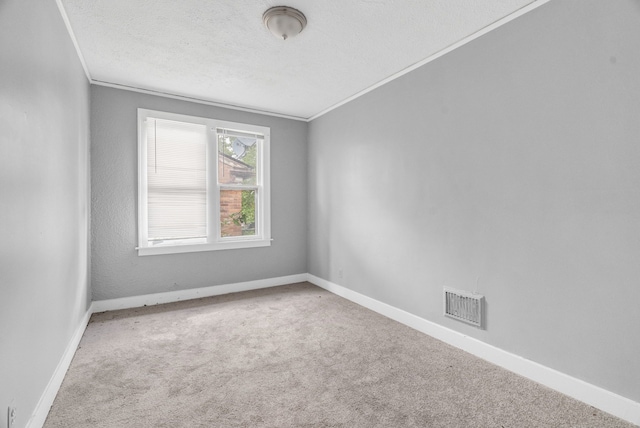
[216, 128, 264, 140]
[146, 118, 207, 241]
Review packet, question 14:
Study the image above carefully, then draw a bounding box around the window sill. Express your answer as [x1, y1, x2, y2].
[137, 238, 271, 256]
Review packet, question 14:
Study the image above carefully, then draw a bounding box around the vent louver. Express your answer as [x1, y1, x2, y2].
[444, 287, 484, 328]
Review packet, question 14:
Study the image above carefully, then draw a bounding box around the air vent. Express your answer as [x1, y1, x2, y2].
[444, 287, 484, 328]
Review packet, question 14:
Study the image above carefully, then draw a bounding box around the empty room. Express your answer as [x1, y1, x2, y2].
[1, 0, 639, 427]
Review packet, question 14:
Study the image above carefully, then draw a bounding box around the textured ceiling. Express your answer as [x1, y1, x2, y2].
[60, 0, 539, 120]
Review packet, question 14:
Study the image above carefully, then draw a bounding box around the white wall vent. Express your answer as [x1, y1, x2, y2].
[444, 287, 484, 328]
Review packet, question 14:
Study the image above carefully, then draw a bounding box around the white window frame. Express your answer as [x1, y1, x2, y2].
[137, 109, 271, 256]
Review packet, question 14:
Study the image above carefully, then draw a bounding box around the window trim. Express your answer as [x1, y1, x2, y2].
[137, 108, 271, 256]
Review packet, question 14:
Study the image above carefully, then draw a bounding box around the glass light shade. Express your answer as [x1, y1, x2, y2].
[263, 7, 307, 40]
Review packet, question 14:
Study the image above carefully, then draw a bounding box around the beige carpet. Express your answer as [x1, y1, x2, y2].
[44, 282, 632, 427]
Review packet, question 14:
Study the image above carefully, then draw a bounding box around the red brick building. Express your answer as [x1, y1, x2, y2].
[218, 153, 254, 237]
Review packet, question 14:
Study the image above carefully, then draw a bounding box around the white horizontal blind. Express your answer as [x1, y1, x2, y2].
[216, 128, 264, 140]
[146, 118, 207, 242]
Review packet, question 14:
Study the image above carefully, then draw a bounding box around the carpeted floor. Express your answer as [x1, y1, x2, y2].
[44, 282, 633, 427]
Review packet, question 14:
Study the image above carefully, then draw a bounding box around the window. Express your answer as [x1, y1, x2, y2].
[137, 109, 270, 255]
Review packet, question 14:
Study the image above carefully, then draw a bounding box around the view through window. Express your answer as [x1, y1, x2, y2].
[137, 109, 271, 255]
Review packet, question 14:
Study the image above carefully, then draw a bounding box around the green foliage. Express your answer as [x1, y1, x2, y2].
[240, 142, 257, 169]
[218, 134, 257, 235]
[230, 190, 256, 234]
[218, 135, 257, 168]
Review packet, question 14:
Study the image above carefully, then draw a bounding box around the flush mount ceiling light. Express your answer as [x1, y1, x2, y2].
[262, 6, 307, 40]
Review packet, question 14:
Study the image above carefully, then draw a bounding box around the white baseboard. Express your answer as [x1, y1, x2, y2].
[29, 274, 640, 427]
[306, 274, 640, 426]
[27, 305, 94, 428]
[30, 274, 306, 427]
[92, 273, 308, 313]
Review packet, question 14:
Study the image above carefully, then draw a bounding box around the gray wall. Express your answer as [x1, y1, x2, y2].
[91, 86, 307, 300]
[308, 0, 640, 402]
[0, 0, 91, 426]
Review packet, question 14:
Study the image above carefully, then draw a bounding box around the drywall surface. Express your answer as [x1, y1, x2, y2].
[308, 0, 640, 403]
[90, 86, 307, 300]
[0, 0, 91, 426]
[61, 0, 535, 119]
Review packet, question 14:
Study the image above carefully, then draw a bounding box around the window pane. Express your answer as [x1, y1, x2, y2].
[220, 189, 256, 237]
[147, 118, 207, 241]
[218, 133, 258, 185]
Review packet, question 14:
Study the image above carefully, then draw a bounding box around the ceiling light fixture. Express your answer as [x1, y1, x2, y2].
[262, 6, 307, 40]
